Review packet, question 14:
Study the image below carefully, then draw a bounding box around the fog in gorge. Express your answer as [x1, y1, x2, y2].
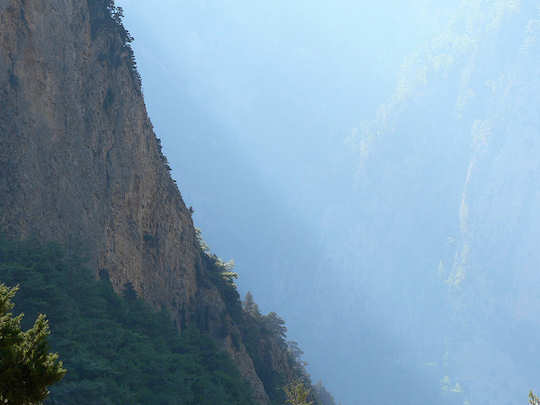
[117, 1, 540, 403]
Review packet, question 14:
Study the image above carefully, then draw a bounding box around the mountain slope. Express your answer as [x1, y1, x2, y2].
[344, 1, 540, 402]
[0, 238, 254, 405]
[0, 1, 331, 403]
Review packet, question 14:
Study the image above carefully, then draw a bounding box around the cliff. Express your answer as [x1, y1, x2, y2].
[0, 1, 316, 403]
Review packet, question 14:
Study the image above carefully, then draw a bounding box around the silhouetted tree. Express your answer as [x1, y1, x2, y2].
[313, 381, 337, 405]
[263, 312, 287, 339]
[243, 291, 261, 318]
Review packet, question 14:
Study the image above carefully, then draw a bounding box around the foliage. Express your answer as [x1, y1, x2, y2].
[195, 228, 242, 320]
[0, 238, 253, 405]
[241, 292, 332, 405]
[312, 382, 337, 405]
[243, 291, 260, 318]
[263, 312, 287, 340]
[88, 0, 141, 88]
[530, 391, 540, 405]
[0, 283, 66, 404]
[284, 380, 313, 405]
[198, 230, 336, 404]
[241, 293, 289, 404]
[195, 227, 238, 284]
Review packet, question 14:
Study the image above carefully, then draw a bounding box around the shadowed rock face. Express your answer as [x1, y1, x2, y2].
[0, 0, 198, 314]
[0, 1, 270, 402]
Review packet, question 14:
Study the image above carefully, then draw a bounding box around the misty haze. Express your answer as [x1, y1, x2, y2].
[1, 0, 539, 404]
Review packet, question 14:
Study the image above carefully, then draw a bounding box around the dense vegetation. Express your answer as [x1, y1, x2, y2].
[284, 380, 313, 405]
[196, 229, 335, 405]
[0, 283, 65, 404]
[0, 238, 254, 405]
[241, 293, 334, 405]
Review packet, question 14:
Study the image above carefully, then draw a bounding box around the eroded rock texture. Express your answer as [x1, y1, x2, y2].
[0, 1, 269, 402]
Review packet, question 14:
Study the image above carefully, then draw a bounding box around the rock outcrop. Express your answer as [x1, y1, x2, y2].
[0, 0, 271, 402]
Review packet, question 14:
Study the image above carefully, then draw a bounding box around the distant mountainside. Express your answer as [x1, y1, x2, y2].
[344, 1, 540, 403]
[0, 1, 334, 403]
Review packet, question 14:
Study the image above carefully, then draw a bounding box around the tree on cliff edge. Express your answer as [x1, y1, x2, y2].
[0, 283, 65, 404]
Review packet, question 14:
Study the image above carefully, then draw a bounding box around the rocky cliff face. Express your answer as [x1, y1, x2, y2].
[0, 1, 274, 402]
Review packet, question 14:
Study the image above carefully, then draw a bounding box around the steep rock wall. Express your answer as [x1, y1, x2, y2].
[0, 1, 269, 402]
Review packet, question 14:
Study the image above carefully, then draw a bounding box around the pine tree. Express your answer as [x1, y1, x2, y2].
[243, 291, 261, 317]
[0, 283, 66, 404]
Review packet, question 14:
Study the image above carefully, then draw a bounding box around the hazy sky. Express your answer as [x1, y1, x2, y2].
[115, 1, 457, 403]
[116, 0, 456, 256]
[114, 2, 540, 404]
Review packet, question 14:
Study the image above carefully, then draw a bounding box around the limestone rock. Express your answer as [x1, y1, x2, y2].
[0, 1, 269, 402]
